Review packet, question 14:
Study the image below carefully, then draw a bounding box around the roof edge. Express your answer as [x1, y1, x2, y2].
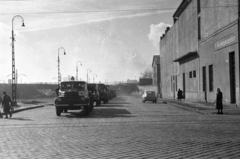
[173, 0, 192, 19]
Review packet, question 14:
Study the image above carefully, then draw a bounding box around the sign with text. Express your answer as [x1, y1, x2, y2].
[214, 34, 237, 51]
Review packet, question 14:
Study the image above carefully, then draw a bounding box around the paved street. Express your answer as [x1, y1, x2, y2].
[0, 96, 240, 159]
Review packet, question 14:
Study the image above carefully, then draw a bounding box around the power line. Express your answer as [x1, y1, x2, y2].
[0, 5, 238, 15]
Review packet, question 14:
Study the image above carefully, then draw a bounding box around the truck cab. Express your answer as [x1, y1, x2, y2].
[54, 80, 93, 116]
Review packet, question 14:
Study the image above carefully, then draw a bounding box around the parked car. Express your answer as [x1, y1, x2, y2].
[142, 91, 157, 103]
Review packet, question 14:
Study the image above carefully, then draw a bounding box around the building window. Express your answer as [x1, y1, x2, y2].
[193, 70, 196, 78]
[197, 0, 201, 14]
[209, 65, 213, 92]
[198, 17, 201, 40]
[189, 71, 192, 78]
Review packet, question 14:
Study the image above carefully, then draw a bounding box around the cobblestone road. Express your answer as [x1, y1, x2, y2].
[0, 96, 239, 159]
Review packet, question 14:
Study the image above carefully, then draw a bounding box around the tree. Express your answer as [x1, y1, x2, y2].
[140, 69, 152, 78]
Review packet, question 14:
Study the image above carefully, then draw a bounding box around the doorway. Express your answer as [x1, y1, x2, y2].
[183, 73, 185, 99]
[202, 66, 207, 101]
[229, 52, 236, 103]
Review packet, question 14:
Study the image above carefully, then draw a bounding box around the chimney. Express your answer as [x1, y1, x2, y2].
[165, 27, 170, 34]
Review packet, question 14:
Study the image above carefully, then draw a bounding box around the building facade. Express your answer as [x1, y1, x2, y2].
[160, 0, 239, 105]
[152, 55, 161, 96]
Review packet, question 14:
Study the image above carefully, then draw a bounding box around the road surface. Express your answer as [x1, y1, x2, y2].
[0, 95, 239, 159]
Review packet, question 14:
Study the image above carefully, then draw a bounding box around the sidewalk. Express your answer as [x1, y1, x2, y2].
[0, 102, 52, 116]
[158, 98, 240, 115]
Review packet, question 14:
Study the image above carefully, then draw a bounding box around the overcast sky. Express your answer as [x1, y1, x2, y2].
[0, 0, 181, 84]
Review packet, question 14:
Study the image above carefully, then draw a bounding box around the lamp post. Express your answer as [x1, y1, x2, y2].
[76, 61, 82, 81]
[93, 73, 97, 83]
[16, 73, 27, 84]
[87, 69, 91, 83]
[58, 47, 66, 85]
[11, 15, 25, 105]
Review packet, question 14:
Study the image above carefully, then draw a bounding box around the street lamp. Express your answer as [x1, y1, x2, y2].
[16, 74, 27, 84]
[87, 69, 91, 83]
[58, 47, 66, 85]
[93, 73, 97, 83]
[11, 15, 25, 105]
[76, 61, 82, 81]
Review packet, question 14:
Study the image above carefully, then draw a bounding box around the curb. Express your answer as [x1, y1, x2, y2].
[13, 105, 45, 113]
[1, 105, 45, 116]
[162, 101, 208, 115]
[160, 99, 240, 115]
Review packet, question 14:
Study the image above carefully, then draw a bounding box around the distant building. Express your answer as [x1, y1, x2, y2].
[139, 78, 152, 86]
[8, 79, 11, 84]
[127, 79, 138, 84]
[138, 78, 158, 95]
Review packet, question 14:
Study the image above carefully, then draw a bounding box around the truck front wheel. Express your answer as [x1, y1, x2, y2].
[84, 106, 89, 115]
[56, 108, 61, 116]
[90, 101, 93, 112]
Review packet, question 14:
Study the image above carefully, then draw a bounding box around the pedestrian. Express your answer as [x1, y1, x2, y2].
[55, 87, 59, 96]
[2, 92, 12, 118]
[215, 88, 223, 114]
[177, 89, 183, 101]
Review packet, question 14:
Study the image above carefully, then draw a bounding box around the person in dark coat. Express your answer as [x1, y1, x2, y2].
[215, 88, 223, 114]
[2, 92, 12, 118]
[177, 89, 183, 101]
[55, 87, 59, 96]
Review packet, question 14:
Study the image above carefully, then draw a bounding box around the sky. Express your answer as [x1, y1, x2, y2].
[0, 0, 181, 84]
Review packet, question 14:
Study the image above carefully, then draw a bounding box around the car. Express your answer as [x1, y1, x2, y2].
[142, 91, 157, 103]
[87, 83, 101, 106]
[54, 79, 93, 116]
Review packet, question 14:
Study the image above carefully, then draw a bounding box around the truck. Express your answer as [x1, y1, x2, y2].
[54, 80, 93, 116]
[98, 83, 109, 104]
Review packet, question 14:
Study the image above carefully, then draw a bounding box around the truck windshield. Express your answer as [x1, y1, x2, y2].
[61, 82, 85, 91]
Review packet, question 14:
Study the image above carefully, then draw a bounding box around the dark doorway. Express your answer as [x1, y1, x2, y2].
[229, 52, 236, 103]
[173, 83, 175, 99]
[202, 66, 207, 101]
[183, 73, 185, 99]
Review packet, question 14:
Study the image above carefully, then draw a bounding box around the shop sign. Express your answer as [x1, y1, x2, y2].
[214, 34, 237, 51]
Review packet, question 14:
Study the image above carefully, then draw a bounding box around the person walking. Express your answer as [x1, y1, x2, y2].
[177, 89, 183, 101]
[215, 88, 223, 114]
[2, 92, 12, 118]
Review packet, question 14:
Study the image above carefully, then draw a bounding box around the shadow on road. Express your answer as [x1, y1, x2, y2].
[107, 102, 130, 104]
[65, 108, 134, 118]
[96, 104, 128, 108]
[6, 117, 33, 121]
